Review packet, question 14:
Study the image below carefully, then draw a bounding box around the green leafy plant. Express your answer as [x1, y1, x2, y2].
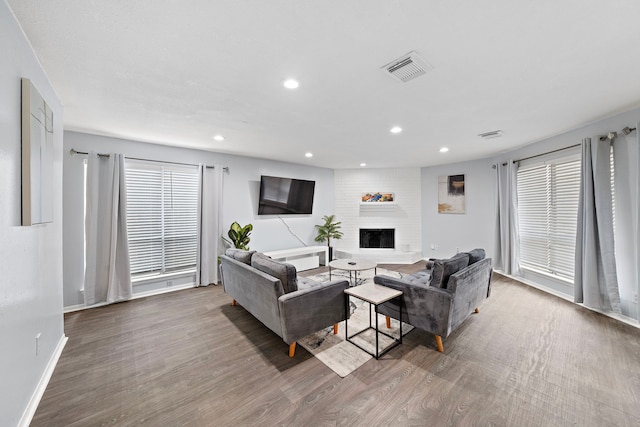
[314, 214, 343, 249]
[226, 221, 253, 250]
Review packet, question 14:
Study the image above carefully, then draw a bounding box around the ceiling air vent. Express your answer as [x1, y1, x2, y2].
[381, 51, 432, 83]
[478, 130, 503, 139]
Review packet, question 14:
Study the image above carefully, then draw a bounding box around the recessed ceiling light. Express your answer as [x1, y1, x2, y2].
[390, 126, 402, 134]
[284, 79, 299, 89]
[439, 147, 449, 153]
[360, 163, 367, 167]
[305, 152, 313, 158]
[213, 135, 224, 141]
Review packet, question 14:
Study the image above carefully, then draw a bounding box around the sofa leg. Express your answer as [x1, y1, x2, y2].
[289, 342, 297, 357]
[386, 316, 391, 329]
[475, 307, 479, 313]
[435, 335, 444, 353]
[333, 323, 339, 335]
[231, 299, 237, 306]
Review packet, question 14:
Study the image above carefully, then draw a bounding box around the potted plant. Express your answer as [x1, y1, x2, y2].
[225, 221, 253, 250]
[314, 214, 343, 261]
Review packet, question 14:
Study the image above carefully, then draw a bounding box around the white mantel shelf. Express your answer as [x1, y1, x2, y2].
[359, 202, 397, 208]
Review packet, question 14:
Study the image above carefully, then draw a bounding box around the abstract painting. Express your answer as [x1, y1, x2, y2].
[438, 174, 465, 214]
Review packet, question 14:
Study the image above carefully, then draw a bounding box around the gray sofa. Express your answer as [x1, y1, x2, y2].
[374, 249, 492, 352]
[220, 249, 349, 357]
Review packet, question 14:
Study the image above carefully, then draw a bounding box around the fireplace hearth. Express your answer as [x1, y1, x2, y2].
[359, 228, 395, 249]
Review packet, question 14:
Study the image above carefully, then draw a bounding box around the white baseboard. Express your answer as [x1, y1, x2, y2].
[19, 335, 68, 427]
[64, 283, 197, 313]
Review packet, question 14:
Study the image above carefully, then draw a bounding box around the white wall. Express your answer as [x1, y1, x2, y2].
[0, 3, 65, 426]
[334, 168, 422, 254]
[421, 158, 497, 260]
[63, 131, 334, 307]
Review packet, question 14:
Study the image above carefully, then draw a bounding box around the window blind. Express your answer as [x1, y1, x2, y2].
[517, 156, 581, 281]
[126, 161, 199, 277]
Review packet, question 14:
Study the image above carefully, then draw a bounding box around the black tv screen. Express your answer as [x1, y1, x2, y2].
[258, 175, 315, 215]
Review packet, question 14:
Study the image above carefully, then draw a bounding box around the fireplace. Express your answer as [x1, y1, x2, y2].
[359, 228, 395, 249]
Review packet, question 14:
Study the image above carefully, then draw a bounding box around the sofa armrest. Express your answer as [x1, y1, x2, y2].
[374, 274, 454, 337]
[278, 279, 349, 344]
[374, 274, 452, 297]
[447, 258, 492, 332]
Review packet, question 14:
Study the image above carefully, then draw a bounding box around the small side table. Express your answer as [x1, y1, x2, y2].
[344, 284, 403, 359]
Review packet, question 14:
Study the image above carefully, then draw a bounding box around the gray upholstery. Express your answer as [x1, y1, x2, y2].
[466, 248, 486, 265]
[251, 253, 298, 293]
[375, 251, 492, 346]
[430, 253, 470, 289]
[220, 253, 349, 347]
[225, 248, 256, 264]
[221, 254, 284, 336]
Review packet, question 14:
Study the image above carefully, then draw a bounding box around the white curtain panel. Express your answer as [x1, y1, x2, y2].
[574, 138, 621, 313]
[84, 152, 132, 305]
[196, 165, 224, 286]
[494, 161, 521, 275]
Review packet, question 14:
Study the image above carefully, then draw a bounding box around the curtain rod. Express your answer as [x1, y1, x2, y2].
[513, 143, 581, 164]
[70, 149, 229, 171]
[493, 125, 637, 168]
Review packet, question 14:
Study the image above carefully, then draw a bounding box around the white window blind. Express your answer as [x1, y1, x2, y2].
[125, 161, 199, 278]
[517, 155, 581, 281]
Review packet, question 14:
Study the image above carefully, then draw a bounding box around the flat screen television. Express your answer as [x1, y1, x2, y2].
[258, 175, 315, 215]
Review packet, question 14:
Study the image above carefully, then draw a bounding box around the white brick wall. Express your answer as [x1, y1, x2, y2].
[334, 168, 422, 255]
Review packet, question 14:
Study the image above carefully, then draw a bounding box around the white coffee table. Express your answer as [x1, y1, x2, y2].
[344, 284, 403, 359]
[328, 259, 377, 286]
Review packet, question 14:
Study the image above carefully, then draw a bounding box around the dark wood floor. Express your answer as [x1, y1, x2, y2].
[33, 262, 640, 426]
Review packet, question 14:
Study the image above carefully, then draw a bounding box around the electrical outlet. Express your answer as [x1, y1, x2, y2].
[633, 293, 638, 304]
[35, 333, 41, 356]
[167, 280, 173, 287]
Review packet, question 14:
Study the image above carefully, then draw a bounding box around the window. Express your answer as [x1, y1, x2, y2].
[517, 154, 581, 282]
[125, 161, 199, 278]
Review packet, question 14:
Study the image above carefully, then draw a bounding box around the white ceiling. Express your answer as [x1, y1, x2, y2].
[8, 0, 640, 169]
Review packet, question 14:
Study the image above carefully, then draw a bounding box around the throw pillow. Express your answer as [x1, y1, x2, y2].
[251, 255, 298, 294]
[225, 248, 256, 265]
[430, 254, 470, 289]
[465, 248, 485, 265]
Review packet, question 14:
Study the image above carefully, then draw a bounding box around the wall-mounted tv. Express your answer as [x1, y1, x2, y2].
[258, 175, 315, 215]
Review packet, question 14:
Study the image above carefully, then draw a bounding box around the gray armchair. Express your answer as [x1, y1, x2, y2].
[374, 250, 492, 352]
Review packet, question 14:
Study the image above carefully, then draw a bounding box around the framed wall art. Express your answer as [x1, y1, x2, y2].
[361, 192, 394, 203]
[438, 174, 465, 214]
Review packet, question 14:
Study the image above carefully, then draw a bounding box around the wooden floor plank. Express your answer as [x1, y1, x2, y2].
[31, 264, 640, 426]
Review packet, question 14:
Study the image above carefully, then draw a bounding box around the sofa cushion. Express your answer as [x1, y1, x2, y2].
[465, 248, 485, 265]
[430, 254, 470, 289]
[406, 270, 432, 286]
[251, 255, 298, 293]
[296, 277, 323, 291]
[225, 248, 256, 264]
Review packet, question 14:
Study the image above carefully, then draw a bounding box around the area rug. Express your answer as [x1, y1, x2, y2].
[298, 268, 413, 377]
